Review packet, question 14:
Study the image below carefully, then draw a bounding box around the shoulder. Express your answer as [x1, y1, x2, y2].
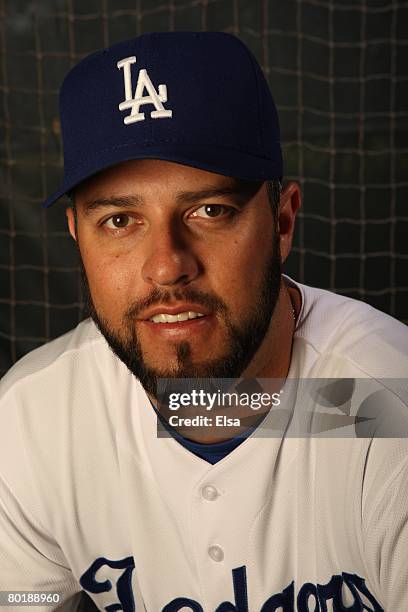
[0, 318, 113, 463]
[0, 318, 105, 399]
[0, 320, 138, 549]
[290, 278, 408, 378]
[0, 318, 121, 454]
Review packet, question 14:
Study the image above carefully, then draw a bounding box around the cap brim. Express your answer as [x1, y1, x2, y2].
[42, 142, 282, 208]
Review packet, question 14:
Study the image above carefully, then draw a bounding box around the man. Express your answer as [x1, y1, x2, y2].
[0, 32, 407, 611]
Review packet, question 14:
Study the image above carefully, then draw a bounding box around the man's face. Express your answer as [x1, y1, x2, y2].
[68, 160, 282, 398]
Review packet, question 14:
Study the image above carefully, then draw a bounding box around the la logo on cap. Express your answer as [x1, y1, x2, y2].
[117, 56, 173, 125]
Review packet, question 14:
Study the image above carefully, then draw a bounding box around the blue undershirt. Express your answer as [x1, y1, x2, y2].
[152, 402, 255, 464]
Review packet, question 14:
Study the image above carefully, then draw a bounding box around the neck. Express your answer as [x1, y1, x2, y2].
[240, 280, 299, 380]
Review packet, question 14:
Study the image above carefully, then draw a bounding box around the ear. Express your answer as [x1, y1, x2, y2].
[66, 207, 77, 241]
[277, 181, 301, 263]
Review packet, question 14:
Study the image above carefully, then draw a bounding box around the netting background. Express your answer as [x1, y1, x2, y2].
[0, 0, 407, 377]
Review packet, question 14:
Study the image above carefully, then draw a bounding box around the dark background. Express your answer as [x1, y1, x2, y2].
[1, 0, 407, 376]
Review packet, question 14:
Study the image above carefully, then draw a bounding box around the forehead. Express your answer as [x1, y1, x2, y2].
[74, 159, 262, 202]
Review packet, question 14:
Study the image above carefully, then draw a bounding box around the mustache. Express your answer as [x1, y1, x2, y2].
[124, 287, 228, 320]
[79, 257, 227, 321]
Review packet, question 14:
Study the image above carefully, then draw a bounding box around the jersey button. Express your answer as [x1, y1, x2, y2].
[208, 545, 224, 562]
[202, 485, 219, 501]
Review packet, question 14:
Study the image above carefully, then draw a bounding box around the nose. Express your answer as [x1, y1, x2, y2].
[141, 222, 200, 288]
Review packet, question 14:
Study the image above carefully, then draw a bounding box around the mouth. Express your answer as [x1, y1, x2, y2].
[149, 311, 205, 324]
[139, 304, 213, 337]
[140, 303, 210, 322]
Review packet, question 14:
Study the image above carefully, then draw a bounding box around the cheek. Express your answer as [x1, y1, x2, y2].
[205, 226, 274, 308]
[81, 250, 140, 319]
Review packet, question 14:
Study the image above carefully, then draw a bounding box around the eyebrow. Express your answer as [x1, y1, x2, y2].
[82, 195, 143, 216]
[82, 185, 256, 216]
[175, 186, 253, 206]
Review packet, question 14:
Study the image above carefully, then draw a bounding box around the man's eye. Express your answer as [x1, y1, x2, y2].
[104, 214, 135, 229]
[191, 205, 232, 219]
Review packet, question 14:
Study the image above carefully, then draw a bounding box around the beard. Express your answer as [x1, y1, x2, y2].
[81, 232, 282, 399]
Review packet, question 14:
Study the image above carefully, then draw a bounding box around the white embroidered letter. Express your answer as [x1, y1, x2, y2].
[117, 56, 137, 102]
[117, 56, 173, 125]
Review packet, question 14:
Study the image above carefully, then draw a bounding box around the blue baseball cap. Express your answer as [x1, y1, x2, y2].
[43, 31, 283, 208]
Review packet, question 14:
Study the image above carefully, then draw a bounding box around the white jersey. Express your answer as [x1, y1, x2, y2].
[0, 279, 407, 611]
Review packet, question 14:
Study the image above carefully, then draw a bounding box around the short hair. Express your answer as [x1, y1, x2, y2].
[266, 178, 282, 220]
